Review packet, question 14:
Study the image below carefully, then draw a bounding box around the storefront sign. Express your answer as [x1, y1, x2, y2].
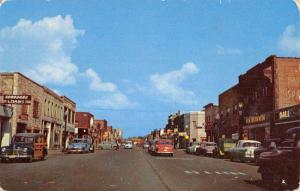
[178, 132, 186, 136]
[3, 95, 31, 105]
[245, 114, 267, 125]
[275, 104, 300, 121]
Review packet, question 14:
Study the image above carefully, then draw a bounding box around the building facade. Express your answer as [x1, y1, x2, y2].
[183, 111, 206, 143]
[203, 103, 219, 142]
[219, 55, 300, 142]
[0, 72, 76, 148]
[75, 112, 94, 139]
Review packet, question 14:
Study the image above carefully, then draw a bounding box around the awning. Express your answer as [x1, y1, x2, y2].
[243, 122, 270, 130]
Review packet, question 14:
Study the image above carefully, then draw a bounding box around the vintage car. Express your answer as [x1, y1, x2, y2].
[66, 142, 90, 154]
[195, 142, 217, 156]
[153, 139, 174, 157]
[213, 138, 236, 158]
[124, 141, 133, 149]
[254, 138, 283, 163]
[0, 133, 47, 163]
[258, 126, 300, 190]
[72, 138, 94, 153]
[98, 141, 117, 150]
[186, 142, 201, 154]
[227, 140, 261, 162]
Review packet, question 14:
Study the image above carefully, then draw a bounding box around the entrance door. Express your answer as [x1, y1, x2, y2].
[0, 120, 3, 148]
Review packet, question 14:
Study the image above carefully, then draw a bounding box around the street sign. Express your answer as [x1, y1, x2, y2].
[2, 95, 31, 105]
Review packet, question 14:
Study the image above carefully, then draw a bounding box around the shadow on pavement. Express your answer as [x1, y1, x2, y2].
[243, 179, 289, 191]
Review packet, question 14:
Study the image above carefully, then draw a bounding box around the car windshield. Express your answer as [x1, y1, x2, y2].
[13, 136, 34, 144]
[242, 142, 260, 147]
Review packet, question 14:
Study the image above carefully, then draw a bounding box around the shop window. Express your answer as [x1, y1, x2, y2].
[33, 100, 39, 118]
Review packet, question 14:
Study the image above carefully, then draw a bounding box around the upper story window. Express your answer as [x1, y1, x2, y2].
[33, 100, 39, 118]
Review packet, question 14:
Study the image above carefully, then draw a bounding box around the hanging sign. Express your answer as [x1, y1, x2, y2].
[3, 95, 31, 105]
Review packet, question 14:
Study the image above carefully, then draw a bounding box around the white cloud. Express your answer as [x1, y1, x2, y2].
[88, 92, 134, 109]
[216, 45, 242, 55]
[85, 69, 134, 109]
[150, 62, 199, 105]
[0, 15, 84, 85]
[278, 22, 300, 55]
[85, 68, 117, 92]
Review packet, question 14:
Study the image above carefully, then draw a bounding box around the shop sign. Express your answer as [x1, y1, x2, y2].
[178, 132, 186, 136]
[275, 105, 300, 121]
[245, 114, 267, 125]
[279, 110, 290, 119]
[3, 95, 31, 105]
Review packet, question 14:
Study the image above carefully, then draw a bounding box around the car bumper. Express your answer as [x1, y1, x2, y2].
[1, 154, 31, 159]
[67, 149, 85, 153]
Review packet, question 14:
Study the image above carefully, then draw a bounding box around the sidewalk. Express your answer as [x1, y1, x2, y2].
[47, 149, 63, 155]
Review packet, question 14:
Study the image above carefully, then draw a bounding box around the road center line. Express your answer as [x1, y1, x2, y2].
[204, 171, 211, 174]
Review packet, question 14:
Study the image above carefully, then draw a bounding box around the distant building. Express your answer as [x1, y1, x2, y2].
[75, 112, 94, 139]
[203, 103, 219, 142]
[183, 111, 206, 143]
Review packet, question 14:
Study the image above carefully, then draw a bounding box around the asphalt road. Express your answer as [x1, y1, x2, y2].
[0, 148, 269, 191]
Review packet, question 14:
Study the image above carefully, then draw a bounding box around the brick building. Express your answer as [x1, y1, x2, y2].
[203, 103, 219, 142]
[75, 112, 94, 139]
[218, 84, 242, 140]
[0, 72, 76, 148]
[93, 119, 108, 146]
[219, 55, 300, 142]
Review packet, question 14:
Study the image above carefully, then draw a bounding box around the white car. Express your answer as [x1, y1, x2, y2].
[124, 141, 133, 149]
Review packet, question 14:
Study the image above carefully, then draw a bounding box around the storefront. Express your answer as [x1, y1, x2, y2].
[0, 105, 13, 147]
[273, 104, 300, 138]
[243, 112, 271, 142]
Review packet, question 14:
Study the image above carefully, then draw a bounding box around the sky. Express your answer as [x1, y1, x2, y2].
[0, 0, 300, 137]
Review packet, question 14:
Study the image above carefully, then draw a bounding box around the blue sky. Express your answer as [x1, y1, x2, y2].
[0, 0, 299, 137]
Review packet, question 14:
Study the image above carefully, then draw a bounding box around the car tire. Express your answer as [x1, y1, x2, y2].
[41, 154, 46, 161]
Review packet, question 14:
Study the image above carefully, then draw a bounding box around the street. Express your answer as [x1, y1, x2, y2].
[0, 148, 267, 191]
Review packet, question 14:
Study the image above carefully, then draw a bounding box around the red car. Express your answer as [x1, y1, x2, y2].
[153, 139, 174, 157]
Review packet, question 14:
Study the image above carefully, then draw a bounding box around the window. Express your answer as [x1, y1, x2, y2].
[21, 105, 28, 115]
[192, 121, 197, 127]
[33, 100, 39, 118]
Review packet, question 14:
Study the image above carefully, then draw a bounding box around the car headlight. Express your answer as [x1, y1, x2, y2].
[1, 147, 6, 152]
[23, 148, 28, 152]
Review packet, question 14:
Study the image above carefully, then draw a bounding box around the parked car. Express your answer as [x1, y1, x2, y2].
[258, 126, 300, 190]
[186, 142, 201, 154]
[213, 138, 236, 158]
[98, 141, 117, 150]
[153, 139, 174, 157]
[66, 142, 90, 154]
[195, 142, 217, 156]
[1, 133, 47, 163]
[228, 140, 261, 162]
[72, 138, 94, 153]
[124, 141, 133, 149]
[143, 142, 149, 149]
[254, 138, 281, 163]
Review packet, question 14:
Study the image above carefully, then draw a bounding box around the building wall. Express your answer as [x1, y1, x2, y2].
[204, 104, 219, 142]
[275, 57, 300, 109]
[75, 112, 94, 138]
[184, 111, 206, 143]
[0, 72, 76, 148]
[218, 85, 240, 138]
